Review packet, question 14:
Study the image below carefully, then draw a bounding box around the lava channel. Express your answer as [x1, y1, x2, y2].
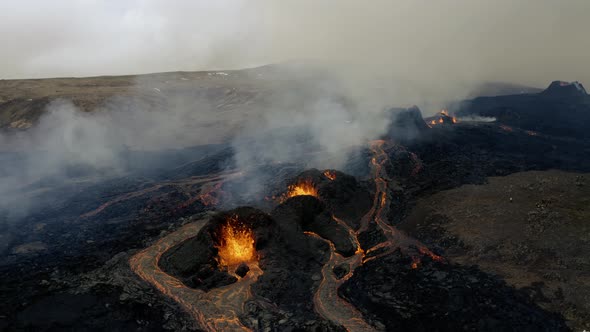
[311, 140, 444, 332]
[307, 226, 375, 332]
[130, 217, 262, 331]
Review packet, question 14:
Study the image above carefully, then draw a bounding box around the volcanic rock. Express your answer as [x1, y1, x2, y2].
[386, 106, 430, 141]
[235, 263, 250, 278]
[277, 195, 356, 256]
[160, 191, 354, 326]
[190, 269, 237, 289]
[277, 168, 373, 230]
[424, 111, 457, 127]
[400, 121, 590, 198]
[339, 250, 569, 332]
[159, 206, 275, 290]
[333, 263, 349, 280]
[252, 204, 332, 324]
[401, 170, 590, 330]
[453, 81, 590, 138]
[7, 74, 590, 331]
[542, 80, 587, 97]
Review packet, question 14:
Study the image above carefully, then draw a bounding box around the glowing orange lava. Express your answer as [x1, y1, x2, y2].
[198, 183, 223, 206]
[323, 170, 337, 181]
[130, 221, 262, 331]
[429, 110, 458, 126]
[500, 124, 514, 132]
[216, 215, 256, 268]
[279, 178, 319, 203]
[359, 140, 445, 267]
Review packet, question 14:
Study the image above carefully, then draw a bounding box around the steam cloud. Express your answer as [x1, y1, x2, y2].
[1, 0, 589, 218]
[0, 67, 394, 219]
[0, 79, 238, 219]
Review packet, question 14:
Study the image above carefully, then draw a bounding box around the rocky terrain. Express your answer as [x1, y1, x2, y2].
[453, 80, 590, 139]
[1, 70, 589, 331]
[400, 170, 590, 330]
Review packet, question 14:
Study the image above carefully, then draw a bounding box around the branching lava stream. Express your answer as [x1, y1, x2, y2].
[129, 142, 442, 332]
[310, 140, 443, 332]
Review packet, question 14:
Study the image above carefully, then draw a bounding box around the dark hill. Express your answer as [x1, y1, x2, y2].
[454, 81, 590, 138]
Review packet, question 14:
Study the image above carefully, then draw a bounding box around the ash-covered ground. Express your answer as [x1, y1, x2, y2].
[1, 73, 590, 331]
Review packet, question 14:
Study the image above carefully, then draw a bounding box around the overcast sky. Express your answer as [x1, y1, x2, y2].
[1, 0, 589, 86]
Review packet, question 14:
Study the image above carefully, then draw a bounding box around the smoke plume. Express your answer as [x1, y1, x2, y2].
[1, 0, 589, 217]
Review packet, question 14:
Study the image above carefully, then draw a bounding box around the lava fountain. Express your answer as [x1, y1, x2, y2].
[278, 178, 319, 203]
[216, 215, 257, 269]
[323, 170, 337, 181]
[130, 212, 264, 331]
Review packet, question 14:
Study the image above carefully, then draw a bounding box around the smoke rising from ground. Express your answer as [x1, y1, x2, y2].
[1, 0, 589, 217]
[0, 67, 394, 218]
[0, 78, 241, 218]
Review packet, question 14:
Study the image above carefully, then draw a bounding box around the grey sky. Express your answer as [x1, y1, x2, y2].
[1, 0, 589, 86]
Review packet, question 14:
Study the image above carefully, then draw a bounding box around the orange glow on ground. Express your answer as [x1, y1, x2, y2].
[500, 125, 514, 132]
[278, 178, 319, 203]
[216, 215, 256, 268]
[323, 170, 337, 181]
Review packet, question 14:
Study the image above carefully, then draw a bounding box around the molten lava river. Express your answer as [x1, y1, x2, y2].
[130, 141, 442, 332]
[130, 216, 262, 331]
[306, 140, 443, 332]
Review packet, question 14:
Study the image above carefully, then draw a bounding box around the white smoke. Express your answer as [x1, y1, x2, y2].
[457, 115, 497, 122]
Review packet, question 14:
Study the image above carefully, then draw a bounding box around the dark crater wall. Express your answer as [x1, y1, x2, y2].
[159, 206, 276, 290]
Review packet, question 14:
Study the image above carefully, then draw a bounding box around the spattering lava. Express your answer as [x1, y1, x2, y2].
[323, 170, 337, 181]
[429, 109, 458, 126]
[216, 215, 257, 269]
[130, 221, 262, 331]
[278, 178, 319, 203]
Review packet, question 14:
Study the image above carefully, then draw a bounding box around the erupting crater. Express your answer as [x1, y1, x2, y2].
[279, 178, 319, 203]
[428, 109, 458, 126]
[133, 207, 275, 331]
[215, 215, 257, 270]
[323, 170, 337, 181]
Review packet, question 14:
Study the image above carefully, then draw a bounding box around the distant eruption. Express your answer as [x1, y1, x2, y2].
[428, 109, 458, 126]
[323, 170, 337, 181]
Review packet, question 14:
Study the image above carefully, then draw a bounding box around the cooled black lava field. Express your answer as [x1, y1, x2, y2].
[1, 75, 589, 332]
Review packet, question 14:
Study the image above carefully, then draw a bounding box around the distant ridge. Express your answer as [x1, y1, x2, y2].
[455, 80, 590, 139]
[542, 80, 587, 96]
[466, 82, 542, 98]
